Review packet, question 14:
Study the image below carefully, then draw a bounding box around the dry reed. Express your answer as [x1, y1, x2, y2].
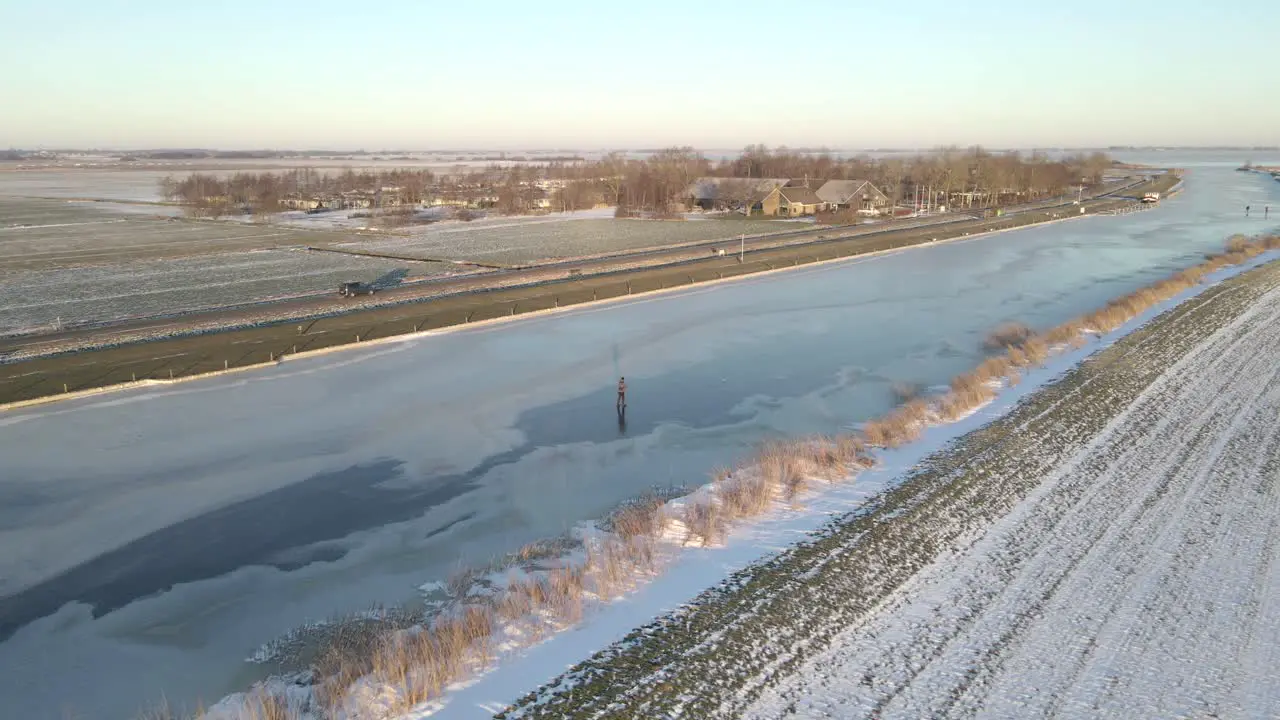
[240, 691, 294, 720]
[983, 321, 1033, 350]
[609, 496, 667, 541]
[681, 498, 726, 546]
[716, 469, 774, 519]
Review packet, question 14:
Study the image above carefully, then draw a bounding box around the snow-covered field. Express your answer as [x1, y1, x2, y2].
[0, 196, 467, 334]
[263, 206, 616, 233]
[330, 214, 800, 266]
[501, 256, 1280, 719]
[0, 197, 350, 270]
[0, 250, 452, 335]
[0, 168, 176, 202]
[0, 192, 799, 333]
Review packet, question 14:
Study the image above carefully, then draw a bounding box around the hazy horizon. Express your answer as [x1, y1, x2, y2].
[10, 144, 1280, 154]
[3, 0, 1278, 150]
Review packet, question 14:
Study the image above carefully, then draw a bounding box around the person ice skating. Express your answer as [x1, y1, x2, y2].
[616, 376, 627, 413]
[1246, 205, 1251, 217]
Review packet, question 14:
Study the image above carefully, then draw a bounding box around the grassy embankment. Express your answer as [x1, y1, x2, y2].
[145, 231, 1277, 719]
[0, 174, 1179, 407]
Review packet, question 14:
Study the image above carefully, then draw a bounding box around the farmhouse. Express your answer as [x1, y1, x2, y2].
[687, 176, 889, 217]
[429, 197, 472, 208]
[279, 194, 322, 211]
[686, 177, 790, 211]
[815, 179, 890, 214]
[760, 185, 826, 217]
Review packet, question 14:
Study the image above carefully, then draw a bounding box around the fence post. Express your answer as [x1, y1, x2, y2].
[169, 369, 174, 379]
[554, 297, 558, 308]
[269, 352, 274, 362]
[510, 304, 516, 315]
[132, 372, 136, 382]
[466, 312, 473, 323]
[356, 335, 360, 342]
[63, 383, 68, 393]
[225, 359, 229, 370]
[593, 290, 598, 300]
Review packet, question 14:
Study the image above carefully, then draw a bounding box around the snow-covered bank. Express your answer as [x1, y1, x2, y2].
[496, 252, 1280, 719]
[746, 259, 1280, 719]
[206, 243, 1279, 719]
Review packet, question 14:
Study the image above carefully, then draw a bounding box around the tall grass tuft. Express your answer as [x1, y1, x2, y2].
[241, 690, 296, 720]
[716, 468, 774, 520]
[681, 498, 725, 546]
[983, 321, 1033, 350]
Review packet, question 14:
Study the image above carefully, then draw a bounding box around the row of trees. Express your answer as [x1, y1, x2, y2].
[524, 145, 1114, 213]
[161, 168, 439, 218]
[583, 145, 1113, 213]
[161, 145, 1115, 218]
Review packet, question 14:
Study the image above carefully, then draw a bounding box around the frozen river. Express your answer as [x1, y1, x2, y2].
[1, 155, 1278, 718]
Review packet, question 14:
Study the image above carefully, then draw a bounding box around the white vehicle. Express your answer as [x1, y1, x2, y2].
[1142, 192, 1161, 204]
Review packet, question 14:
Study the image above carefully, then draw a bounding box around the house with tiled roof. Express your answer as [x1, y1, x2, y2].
[761, 185, 826, 217]
[685, 177, 791, 210]
[815, 179, 890, 214]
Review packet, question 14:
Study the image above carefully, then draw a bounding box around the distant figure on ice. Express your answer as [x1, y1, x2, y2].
[1266, 206, 1271, 219]
[616, 376, 627, 413]
[1246, 205, 1251, 217]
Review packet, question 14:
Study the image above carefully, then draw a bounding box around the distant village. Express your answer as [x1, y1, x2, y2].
[272, 177, 893, 218]
[274, 177, 572, 213]
[158, 146, 1118, 221]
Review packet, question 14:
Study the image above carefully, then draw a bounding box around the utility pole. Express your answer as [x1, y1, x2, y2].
[743, 167, 752, 263]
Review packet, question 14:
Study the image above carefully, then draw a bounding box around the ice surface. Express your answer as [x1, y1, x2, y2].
[0, 160, 1277, 718]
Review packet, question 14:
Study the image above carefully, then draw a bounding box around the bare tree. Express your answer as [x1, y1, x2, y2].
[600, 151, 628, 207]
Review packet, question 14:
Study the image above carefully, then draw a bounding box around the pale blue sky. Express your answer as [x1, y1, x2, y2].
[1, 0, 1276, 149]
